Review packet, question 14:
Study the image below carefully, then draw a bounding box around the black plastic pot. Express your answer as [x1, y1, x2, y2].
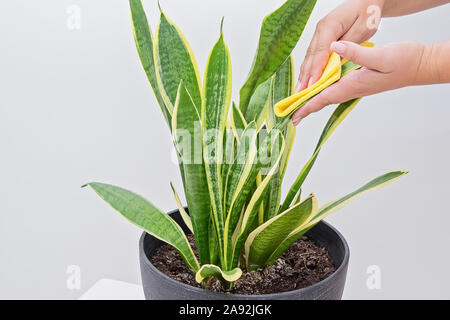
[139, 208, 349, 300]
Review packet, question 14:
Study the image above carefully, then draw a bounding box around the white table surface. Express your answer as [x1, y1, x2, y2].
[79, 279, 144, 300]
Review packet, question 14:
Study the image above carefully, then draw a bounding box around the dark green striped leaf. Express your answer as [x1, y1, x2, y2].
[268, 171, 408, 264]
[267, 55, 295, 129]
[85, 182, 199, 271]
[245, 195, 317, 270]
[129, 0, 171, 127]
[280, 98, 361, 213]
[172, 83, 211, 264]
[239, 0, 317, 113]
[230, 102, 247, 142]
[155, 12, 202, 111]
[201, 29, 233, 263]
[244, 77, 273, 126]
[223, 122, 259, 267]
[230, 131, 285, 268]
[264, 56, 295, 221]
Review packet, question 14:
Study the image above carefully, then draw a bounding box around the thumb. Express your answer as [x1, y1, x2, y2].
[292, 79, 354, 124]
[331, 41, 388, 72]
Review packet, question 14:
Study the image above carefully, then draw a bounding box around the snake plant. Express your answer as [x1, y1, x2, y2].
[84, 0, 407, 287]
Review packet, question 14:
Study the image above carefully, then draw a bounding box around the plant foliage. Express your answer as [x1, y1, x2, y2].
[84, 0, 407, 287]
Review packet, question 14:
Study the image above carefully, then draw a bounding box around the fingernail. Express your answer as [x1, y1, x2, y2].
[293, 117, 302, 126]
[330, 41, 347, 55]
[292, 114, 302, 125]
[295, 81, 302, 93]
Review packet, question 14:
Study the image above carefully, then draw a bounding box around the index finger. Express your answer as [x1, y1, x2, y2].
[298, 3, 357, 91]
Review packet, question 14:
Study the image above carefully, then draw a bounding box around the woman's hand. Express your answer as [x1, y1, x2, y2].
[292, 41, 428, 125]
[297, 0, 385, 92]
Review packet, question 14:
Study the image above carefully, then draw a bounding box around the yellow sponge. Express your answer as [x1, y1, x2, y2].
[274, 42, 374, 118]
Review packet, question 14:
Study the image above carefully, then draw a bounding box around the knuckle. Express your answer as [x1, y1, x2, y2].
[315, 94, 331, 108]
[315, 41, 331, 52]
[301, 58, 311, 75]
[336, 20, 346, 37]
[347, 48, 359, 63]
[307, 44, 324, 58]
[320, 13, 345, 36]
[316, 18, 328, 31]
[300, 63, 307, 74]
[316, 19, 335, 38]
[300, 106, 313, 118]
[345, 77, 366, 96]
[306, 45, 315, 56]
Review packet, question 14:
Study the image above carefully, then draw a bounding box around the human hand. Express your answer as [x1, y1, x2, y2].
[292, 41, 426, 125]
[297, 0, 385, 92]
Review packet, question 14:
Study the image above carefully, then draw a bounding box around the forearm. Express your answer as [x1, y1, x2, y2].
[382, 0, 450, 17]
[415, 41, 450, 85]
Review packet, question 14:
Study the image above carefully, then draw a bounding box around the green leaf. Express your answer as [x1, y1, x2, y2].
[263, 167, 282, 222]
[239, 0, 317, 113]
[244, 77, 273, 126]
[223, 122, 259, 267]
[263, 56, 295, 221]
[267, 171, 408, 264]
[267, 55, 295, 129]
[221, 124, 236, 192]
[309, 171, 408, 225]
[279, 122, 296, 181]
[201, 30, 233, 264]
[273, 55, 295, 104]
[230, 131, 285, 268]
[84, 182, 199, 272]
[155, 11, 202, 111]
[230, 102, 247, 142]
[223, 122, 258, 220]
[129, 1, 188, 192]
[244, 55, 294, 130]
[172, 83, 211, 265]
[280, 98, 361, 213]
[245, 195, 317, 270]
[265, 224, 313, 266]
[293, 188, 302, 204]
[208, 217, 220, 265]
[169, 182, 193, 234]
[195, 264, 242, 285]
[129, 0, 171, 127]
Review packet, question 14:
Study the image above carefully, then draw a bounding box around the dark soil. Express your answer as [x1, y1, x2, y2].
[150, 234, 335, 295]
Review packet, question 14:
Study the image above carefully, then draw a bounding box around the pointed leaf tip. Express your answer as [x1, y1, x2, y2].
[157, 0, 162, 13]
[220, 17, 224, 34]
[86, 182, 200, 271]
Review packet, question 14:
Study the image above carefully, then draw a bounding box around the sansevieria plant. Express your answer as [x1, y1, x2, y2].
[84, 0, 407, 288]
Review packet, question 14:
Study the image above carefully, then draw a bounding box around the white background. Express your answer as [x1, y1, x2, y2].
[1, 0, 449, 299]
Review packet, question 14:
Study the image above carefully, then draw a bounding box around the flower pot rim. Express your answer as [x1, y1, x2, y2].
[139, 208, 350, 299]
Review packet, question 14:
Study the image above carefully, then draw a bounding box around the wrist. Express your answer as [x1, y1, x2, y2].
[413, 43, 438, 85]
[382, 0, 450, 17]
